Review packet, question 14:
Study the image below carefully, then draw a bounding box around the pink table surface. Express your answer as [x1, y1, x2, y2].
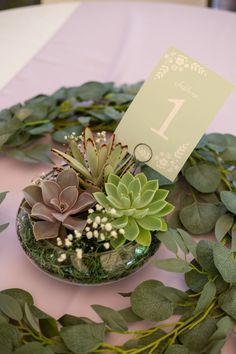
[1, 2, 236, 352]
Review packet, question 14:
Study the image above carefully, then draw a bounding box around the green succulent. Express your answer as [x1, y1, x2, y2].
[93, 172, 174, 248]
[52, 128, 134, 190]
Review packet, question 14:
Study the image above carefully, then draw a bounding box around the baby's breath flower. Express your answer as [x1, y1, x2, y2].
[87, 218, 93, 224]
[86, 231, 93, 239]
[105, 223, 112, 232]
[104, 242, 110, 250]
[111, 230, 118, 238]
[56, 237, 63, 246]
[96, 204, 103, 211]
[93, 230, 99, 238]
[88, 209, 94, 214]
[101, 217, 108, 223]
[85, 227, 90, 232]
[67, 234, 73, 241]
[95, 216, 101, 224]
[57, 253, 67, 262]
[92, 222, 98, 229]
[110, 208, 117, 216]
[76, 248, 83, 260]
[119, 228, 125, 235]
[65, 239, 72, 248]
[100, 233, 105, 241]
[74, 230, 82, 239]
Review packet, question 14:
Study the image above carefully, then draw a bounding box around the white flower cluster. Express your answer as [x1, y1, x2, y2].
[86, 204, 125, 250]
[95, 131, 106, 144]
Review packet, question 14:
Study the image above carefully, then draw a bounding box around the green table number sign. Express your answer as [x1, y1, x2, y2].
[115, 47, 234, 181]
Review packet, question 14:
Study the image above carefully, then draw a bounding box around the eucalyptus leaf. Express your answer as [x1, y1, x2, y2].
[0, 293, 23, 321]
[24, 303, 40, 333]
[196, 240, 218, 276]
[194, 281, 216, 314]
[75, 81, 111, 100]
[28, 123, 53, 135]
[219, 286, 236, 320]
[39, 317, 59, 338]
[177, 228, 197, 258]
[131, 280, 174, 321]
[179, 316, 217, 352]
[60, 323, 105, 354]
[92, 304, 128, 332]
[213, 243, 236, 283]
[0, 323, 21, 353]
[119, 307, 142, 323]
[0, 223, 9, 232]
[1, 288, 33, 307]
[185, 267, 208, 292]
[185, 163, 221, 193]
[157, 230, 178, 254]
[215, 213, 234, 241]
[219, 134, 236, 160]
[231, 223, 236, 251]
[220, 191, 236, 214]
[180, 202, 219, 234]
[208, 316, 234, 341]
[164, 345, 190, 354]
[152, 258, 191, 273]
[14, 342, 54, 354]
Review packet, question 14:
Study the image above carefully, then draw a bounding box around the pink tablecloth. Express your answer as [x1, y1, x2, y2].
[1, 3, 236, 352]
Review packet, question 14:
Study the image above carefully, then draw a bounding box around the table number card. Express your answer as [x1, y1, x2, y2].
[115, 47, 234, 181]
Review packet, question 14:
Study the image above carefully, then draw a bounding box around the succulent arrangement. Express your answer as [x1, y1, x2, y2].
[52, 128, 134, 190]
[17, 128, 173, 283]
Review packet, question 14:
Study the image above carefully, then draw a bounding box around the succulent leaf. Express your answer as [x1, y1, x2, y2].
[93, 192, 110, 208]
[156, 203, 175, 217]
[110, 234, 126, 249]
[111, 216, 128, 228]
[148, 200, 168, 216]
[107, 174, 120, 186]
[137, 216, 162, 231]
[135, 173, 147, 187]
[124, 218, 139, 241]
[86, 139, 98, 177]
[120, 172, 134, 187]
[93, 172, 173, 247]
[23, 185, 43, 208]
[135, 227, 152, 246]
[24, 168, 95, 240]
[70, 140, 85, 166]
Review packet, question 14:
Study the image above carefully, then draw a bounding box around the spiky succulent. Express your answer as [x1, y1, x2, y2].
[52, 128, 134, 190]
[93, 172, 174, 248]
[23, 169, 95, 240]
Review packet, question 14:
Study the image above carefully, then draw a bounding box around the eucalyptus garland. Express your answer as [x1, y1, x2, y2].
[0, 231, 236, 353]
[0, 81, 142, 163]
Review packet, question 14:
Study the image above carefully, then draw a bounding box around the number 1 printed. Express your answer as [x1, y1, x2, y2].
[151, 99, 185, 140]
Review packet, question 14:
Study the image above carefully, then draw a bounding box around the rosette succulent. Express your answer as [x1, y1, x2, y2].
[23, 169, 95, 240]
[93, 172, 174, 247]
[52, 128, 134, 189]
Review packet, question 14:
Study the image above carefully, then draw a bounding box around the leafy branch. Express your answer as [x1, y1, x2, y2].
[1, 229, 236, 353]
[0, 81, 142, 163]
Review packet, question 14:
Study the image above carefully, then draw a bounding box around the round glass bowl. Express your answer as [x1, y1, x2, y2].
[17, 205, 160, 285]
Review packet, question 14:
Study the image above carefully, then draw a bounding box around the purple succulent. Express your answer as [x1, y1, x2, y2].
[23, 169, 95, 240]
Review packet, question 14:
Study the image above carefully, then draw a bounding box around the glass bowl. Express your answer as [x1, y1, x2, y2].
[17, 204, 160, 285]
